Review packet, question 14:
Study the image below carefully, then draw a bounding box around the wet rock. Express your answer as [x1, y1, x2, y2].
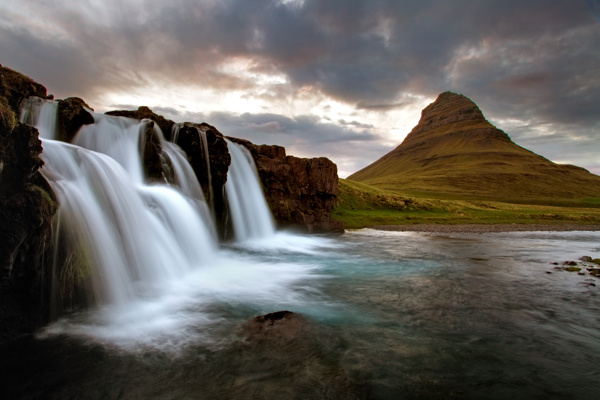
[592, 259, 600, 265]
[242, 311, 308, 343]
[545, 271, 552, 274]
[564, 261, 578, 266]
[228, 137, 344, 233]
[174, 122, 231, 234]
[589, 269, 600, 277]
[0, 121, 57, 343]
[580, 256, 593, 262]
[57, 97, 94, 142]
[564, 266, 582, 272]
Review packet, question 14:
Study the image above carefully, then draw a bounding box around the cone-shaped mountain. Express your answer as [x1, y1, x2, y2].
[349, 92, 600, 199]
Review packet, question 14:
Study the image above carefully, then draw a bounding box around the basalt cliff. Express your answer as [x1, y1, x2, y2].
[349, 91, 600, 199]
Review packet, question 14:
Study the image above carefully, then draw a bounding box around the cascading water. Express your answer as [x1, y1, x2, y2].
[20, 97, 58, 140]
[23, 103, 219, 307]
[20, 97, 328, 349]
[224, 139, 276, 241]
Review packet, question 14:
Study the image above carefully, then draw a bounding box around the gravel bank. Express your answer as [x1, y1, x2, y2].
[366, 224, 600, 233]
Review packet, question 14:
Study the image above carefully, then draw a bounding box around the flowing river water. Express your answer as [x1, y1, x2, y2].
[3, 229, 600, 399]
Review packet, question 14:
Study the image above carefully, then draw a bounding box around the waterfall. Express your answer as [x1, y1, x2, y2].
[24, 100, 218, 307]
[224, 139, 276, 241]
[20, 97, 59, 140]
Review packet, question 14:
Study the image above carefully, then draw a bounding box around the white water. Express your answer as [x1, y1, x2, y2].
[20, 97, 58, 140]
[22, 98, 325, 350]
[225, 139, 276, 241]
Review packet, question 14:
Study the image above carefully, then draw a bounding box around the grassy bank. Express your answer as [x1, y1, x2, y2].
[333, 179, 600, 229]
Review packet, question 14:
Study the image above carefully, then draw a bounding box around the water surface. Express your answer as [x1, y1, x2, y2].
[3, 229, 600, 399]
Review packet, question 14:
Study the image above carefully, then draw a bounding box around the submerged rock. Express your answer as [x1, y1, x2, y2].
[242, 311, 308, 343]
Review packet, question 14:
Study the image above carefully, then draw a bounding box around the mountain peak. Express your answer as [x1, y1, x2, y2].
[348, 92, 600, 199]
[407, 91, 503, 140]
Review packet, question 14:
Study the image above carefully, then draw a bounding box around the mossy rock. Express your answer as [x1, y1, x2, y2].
[0, 96, 16, 133]
[564, 266, 582, 272]
[591, 259, 600, 265]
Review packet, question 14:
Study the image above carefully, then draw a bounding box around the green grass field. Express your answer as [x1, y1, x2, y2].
[333, 179, 600, 229]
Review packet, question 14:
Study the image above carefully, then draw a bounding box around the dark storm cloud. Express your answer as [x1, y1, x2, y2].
[1, 0, 598, 173]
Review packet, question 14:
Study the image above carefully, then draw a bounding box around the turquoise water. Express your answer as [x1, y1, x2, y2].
[3, 229, 600, 399]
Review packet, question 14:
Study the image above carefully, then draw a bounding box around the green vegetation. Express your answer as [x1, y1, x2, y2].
[0, 96, 16, 132]
[333, 179, 600, 229]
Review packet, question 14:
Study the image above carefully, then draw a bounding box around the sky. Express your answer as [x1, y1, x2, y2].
[1, 0, 599, 178]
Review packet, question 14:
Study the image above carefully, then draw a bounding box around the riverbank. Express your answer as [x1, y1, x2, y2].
[366, 223, 600, 233]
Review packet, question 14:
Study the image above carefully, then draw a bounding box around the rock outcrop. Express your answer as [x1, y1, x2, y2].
[228, 138, 344, 233]
[172, 122, 231, 232]
[349, 91, 600, 198]
[0, 65, 49, 112]
[56, 97, 94, 142]
[0, 102, 57, 342]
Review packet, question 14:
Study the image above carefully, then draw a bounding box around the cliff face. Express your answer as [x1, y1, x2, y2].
[0, 68, 57, 341]
[173, 122, 231, 234]
[228, 138, 344, 233]
[349, 91, 600, 198]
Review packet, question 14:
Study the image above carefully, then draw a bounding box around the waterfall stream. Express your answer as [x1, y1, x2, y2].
[19, 98, 327, 349]
[225, 139, 276, 241]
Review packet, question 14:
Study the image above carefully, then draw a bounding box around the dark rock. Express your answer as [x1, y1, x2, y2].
[57, 97, 94, 142]
[106, 106, 175, 139]
[174, 122, 231, 233]
[580, 256, 593, 262]
[546, 271, 552, 274]
[0, 96, 16, 133]
[228, 137, 344, 233]
[0, 66, 47, 112]
[242, 311, 308, 343]
[563, 261, 578, 266]
[0, 121, 57, 343]
[140, 120, 167, 183]
[564, 266, 582, 272]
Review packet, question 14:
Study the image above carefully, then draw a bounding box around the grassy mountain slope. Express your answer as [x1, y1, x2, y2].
[334, 179, 600, 229]
[348, 92, 600, 200]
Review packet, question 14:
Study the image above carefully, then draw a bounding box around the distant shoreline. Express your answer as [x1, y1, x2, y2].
[366, 224, 600, 233]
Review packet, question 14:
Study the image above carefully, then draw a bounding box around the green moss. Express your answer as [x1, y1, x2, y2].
[0, 96, 16, 132]
[565, 266, 582, 272]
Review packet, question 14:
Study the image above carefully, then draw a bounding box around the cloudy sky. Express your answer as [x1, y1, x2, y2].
[1, 0, 599, 177]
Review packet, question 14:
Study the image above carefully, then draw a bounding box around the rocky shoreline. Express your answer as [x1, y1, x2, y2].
[367, 223, 600, 233]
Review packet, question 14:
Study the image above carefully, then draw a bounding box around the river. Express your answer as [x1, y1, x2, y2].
[3, 229, 600, 399]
